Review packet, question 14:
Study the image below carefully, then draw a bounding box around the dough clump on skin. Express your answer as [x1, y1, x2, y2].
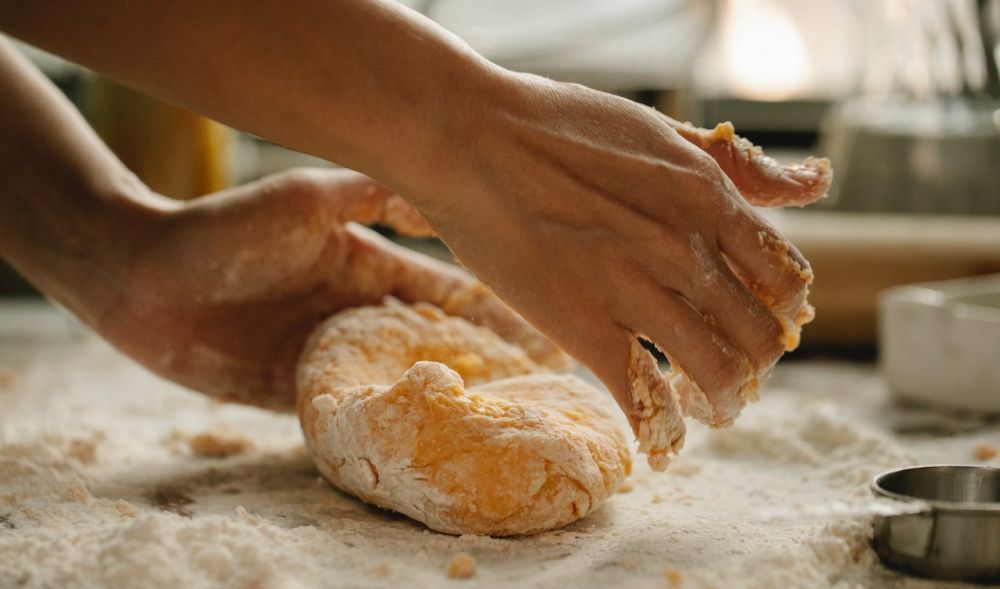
[297, 300, 632, 536]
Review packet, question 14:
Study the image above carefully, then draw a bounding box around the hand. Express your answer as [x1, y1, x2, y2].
[0, 4, 828, 434]
[407, 72, 830, 431]
[98, 168, 566, 410]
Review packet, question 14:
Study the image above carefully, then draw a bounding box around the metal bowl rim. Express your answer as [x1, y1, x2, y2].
[870, 464, 1000, 514]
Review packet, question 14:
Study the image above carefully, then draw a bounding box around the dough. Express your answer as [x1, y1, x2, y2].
[297, 300, 632, 536]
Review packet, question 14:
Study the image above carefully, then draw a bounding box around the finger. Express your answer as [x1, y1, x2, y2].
[278, 168, 435, 237]
[718, 207, 815, 351]
[663, 117, 831, 207]
[625, 283, 751, 428]
[324, 172, 434, 237]
[553, 318, 684, 471]
[685, 233, 785, 380]
[344, 224, 571, 370]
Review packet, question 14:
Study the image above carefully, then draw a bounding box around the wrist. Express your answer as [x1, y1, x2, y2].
[394, 63, 535, 213]
[0, 170, 171, 325]
[70, 176, 175, 324]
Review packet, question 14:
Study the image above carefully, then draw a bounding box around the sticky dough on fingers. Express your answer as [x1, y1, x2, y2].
[626, 338, 686, 471]
[669, 243, 814, 429]
[665, 254, 813, 430]
[654, 118, 821, 425]
[665, 118, 832, 207]
[665, 119, 822, 347]
[297, 299, 632, 536]
[658, 118, 825, 424]
[750, 229, 815, 351]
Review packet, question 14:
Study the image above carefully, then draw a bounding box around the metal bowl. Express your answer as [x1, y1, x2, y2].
[820, 98, 1000, 216]
[871, 465, 1000, 582]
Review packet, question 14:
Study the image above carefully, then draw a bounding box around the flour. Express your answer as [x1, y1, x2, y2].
[1, 306, 996, 589]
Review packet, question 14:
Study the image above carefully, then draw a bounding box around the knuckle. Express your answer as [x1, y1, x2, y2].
[275, 167, 326, 196]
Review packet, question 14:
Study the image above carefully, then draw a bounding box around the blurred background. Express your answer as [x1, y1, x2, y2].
[2, 0, 999, 369]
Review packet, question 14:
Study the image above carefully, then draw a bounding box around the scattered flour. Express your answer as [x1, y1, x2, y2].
[1, 306, 996, 588]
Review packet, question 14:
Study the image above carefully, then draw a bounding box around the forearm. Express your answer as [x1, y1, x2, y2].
[0, 37, 171, 324]
[0, 0, 501, 200]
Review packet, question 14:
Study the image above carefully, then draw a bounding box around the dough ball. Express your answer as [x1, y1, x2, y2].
[297, 300, 631, 536]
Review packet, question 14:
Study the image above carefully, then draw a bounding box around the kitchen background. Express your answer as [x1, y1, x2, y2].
[3, 0, 999, 360]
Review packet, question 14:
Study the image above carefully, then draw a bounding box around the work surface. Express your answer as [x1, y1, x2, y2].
[1, 301, 997, 589]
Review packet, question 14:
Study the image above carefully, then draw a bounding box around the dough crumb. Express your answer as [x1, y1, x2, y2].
[311, 394, 338, 414]
[445, 553, 476, 579]
[617, 480, 634, 493]
[114, 500, 138, 518]
[188, 425, 254, 458]
[0, 367, 17, 389]
[65, 480, 90, 502]
[368, 561, 392, 578]
[68, 433, 104, 465]
[651, 493, 663, 504]
[974, 443, 998, 461]
[288, 444, 310, 458]
[449, 352, 485, 376]
[664, 567, 684, 588]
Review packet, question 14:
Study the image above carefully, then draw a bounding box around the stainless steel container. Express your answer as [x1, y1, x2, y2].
[819, 0, 1000, 216]
[871, 465, 1000, 583]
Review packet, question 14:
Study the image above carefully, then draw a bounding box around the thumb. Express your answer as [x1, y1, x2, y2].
[663, 117, 832, 208]
[275, 167, 435, 237]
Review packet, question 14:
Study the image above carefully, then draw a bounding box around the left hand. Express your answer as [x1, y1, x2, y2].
[97, 168, 566, 410]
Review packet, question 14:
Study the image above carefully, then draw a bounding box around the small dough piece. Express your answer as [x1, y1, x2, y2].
[627, 339, 685, 470]
[445, 553, 476, 579]
[974, 443, 998, 461]
[297, 300, 631, 536]
[188, 426, 254, 458]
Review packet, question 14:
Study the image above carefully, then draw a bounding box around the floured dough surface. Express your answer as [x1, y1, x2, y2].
[297, 301, 631, 536]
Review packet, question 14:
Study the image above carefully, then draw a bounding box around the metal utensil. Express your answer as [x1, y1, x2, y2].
[871, 465, 1000, 582]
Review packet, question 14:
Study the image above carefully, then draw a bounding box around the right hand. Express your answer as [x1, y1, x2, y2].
[406, 71, 830, 430]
